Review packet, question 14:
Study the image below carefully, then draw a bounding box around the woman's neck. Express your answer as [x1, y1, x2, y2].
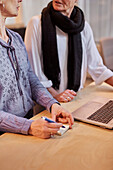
[0, 12, 9, 43]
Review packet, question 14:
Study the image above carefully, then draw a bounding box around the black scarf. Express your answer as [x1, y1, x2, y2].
[41, 1, 85, 91]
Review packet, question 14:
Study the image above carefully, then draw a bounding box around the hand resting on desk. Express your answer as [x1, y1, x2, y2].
[47, 87, 76, 102]
[54, 89, 76, 102]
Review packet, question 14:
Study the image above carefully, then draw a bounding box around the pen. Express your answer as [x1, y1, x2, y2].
[41, 116, 65, 128]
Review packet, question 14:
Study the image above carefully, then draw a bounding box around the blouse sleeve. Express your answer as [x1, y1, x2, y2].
[85, 22, 113, 85]
[0, 110, 33, 134]
[25, 15, 53, 88]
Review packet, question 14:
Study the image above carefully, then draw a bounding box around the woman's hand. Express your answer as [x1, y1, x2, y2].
[28, 103, 74, 138]
[51, 103, 74, 128]
[47, 87, 76, 103]
[28, 118, 62, 139]
[55, 89, 77, 102]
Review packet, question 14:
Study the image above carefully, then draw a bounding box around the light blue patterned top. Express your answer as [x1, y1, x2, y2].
[0, 28, 58, 134]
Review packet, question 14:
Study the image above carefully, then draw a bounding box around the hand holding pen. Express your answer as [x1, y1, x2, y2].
[28, 103, 73, 139]
[29, 116, 63, 139]
[41, 117, 65, 128]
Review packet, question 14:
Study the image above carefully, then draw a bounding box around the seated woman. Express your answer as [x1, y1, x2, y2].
[25, 0, 113, 102]
[0, 0, 73, 138]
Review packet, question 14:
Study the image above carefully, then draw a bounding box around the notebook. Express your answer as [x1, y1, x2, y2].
[72, 97, 113, 129]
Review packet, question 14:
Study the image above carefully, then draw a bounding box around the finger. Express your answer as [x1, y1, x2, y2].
[48, 128, 60, 134]
[68, 114, 74, 125]
[57, 114, 74, 127]
[40, 126, 59, 138]
[66, 91, 75, 98]
[66, 96, 73, 101]
[57, 117, 68, 123]
[60, 94, 72, 102]
[44, 132, 54, 139]
[46, 122, 63, 128]
[63, 92, 75, 101]
[66, 117, 72, 129]
[57, 94, 68, 102]
[44, 127, 60, 138]
[58, 95, 69, 102]
[65, 89, 77, 96]
[57, 117, 72, 129]
[70, 90, 77, 96]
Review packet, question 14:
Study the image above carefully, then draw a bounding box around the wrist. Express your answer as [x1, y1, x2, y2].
[28, 121, 34, 135]
[50, 102, 61, 113]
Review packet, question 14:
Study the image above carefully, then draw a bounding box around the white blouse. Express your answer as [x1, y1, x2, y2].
[25, 15, 113, 93]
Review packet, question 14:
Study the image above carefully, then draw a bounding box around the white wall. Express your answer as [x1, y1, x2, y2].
[22, 0, 51, 26]
[78, 0, 113, 41]
[6, 0, 51, 27]
[6, 0, 113, 41]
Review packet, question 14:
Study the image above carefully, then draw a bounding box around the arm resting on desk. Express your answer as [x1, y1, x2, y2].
[0, 111, 33, 134]
[47, 87, 76, 103]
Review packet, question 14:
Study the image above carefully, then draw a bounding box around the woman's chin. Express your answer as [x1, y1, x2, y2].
[53, 6, 64, 12]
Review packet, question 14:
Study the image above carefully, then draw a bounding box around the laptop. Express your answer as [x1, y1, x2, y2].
[72, 97, 113, 129]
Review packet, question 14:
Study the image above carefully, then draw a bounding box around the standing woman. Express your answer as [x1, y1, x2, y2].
[0, 0, 73, 138]
[25, 0, 113, 102]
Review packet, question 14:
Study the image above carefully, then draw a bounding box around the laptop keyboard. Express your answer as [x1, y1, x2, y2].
[87, 100, 113, 124]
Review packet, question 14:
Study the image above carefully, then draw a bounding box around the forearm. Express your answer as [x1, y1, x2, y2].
[47, 87, 59, 98]
[105, 76, 113, 86]
[0, 111, 33, 134]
